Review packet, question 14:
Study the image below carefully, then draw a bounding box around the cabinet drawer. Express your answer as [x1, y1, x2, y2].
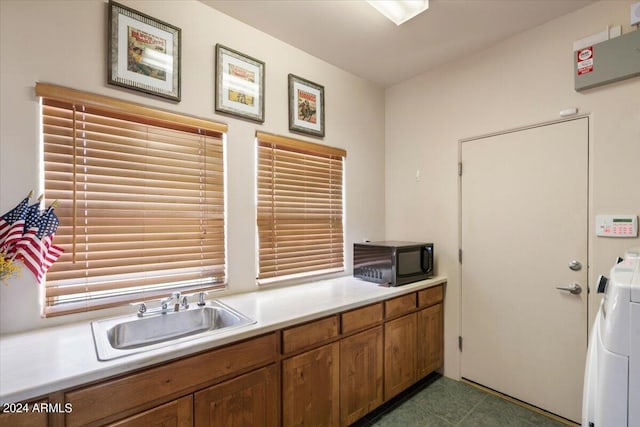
[384, 293, 416, 319]
[418, 285, 444, 308]
[282, 315, 338, 354]
[341, 303, 383, 334]
[65, 333, 277, 427]
[107, 395, 193, 427]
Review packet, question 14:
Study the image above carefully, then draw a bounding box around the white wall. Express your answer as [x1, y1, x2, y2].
[0, 0, 386, 334]
[385, 0, 640, 379]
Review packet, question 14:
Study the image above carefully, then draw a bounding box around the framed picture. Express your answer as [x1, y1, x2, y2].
[108, 1, 181, 101]
[288, 74, 325, 137]
[215, 44, 265, 123]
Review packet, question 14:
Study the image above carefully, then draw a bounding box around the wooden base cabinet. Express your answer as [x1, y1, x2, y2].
[65, 333, 277, 427]
[339, 326, 383, 427]
[384, 302, 444, 401]
[383, 313, 417, 400]
[282, 342, 340, 427]
[417, 303, 444, 378]
[194, 365, 278, 427]
[14, 285, 444, 427]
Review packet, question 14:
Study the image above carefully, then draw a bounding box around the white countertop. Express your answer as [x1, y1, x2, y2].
[0, 275, 446, 404]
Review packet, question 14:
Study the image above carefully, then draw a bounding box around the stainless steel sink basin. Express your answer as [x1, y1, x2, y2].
[91, 300, 255, 360]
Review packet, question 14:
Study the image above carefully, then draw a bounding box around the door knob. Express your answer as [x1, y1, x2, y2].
[556, 283, 582, 295]
[568, 260, 582, 271]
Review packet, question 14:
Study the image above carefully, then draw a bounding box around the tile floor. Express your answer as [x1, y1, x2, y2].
[351, 374, 572, 426]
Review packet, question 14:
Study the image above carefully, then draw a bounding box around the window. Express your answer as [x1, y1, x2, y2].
[256, 132, 345, 283]
[37, 83, 226, 316]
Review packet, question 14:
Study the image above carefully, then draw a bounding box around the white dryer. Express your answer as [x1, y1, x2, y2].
[582, 247, 640, 426]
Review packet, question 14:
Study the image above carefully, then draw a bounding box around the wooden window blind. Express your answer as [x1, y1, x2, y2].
[36, 83, 227, 316]
[256, 132, 346, 283]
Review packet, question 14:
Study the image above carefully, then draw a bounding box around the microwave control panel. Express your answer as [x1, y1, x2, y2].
[595, 214, 638, 237]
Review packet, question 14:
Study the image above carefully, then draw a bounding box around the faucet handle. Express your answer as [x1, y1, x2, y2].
[129, 301, 147, 317]
[180, 295, 189, 309]
[159, 292, 180, 304]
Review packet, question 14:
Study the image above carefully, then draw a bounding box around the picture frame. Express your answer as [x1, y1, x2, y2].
[288, 74, 325, 138]
[108, 1, 181, 102]
[215, 44, 265, 123]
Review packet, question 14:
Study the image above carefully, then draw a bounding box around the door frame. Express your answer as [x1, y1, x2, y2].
[457, 114, 592, 375]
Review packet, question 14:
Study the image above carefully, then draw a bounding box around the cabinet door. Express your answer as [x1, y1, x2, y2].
[417, 303, 444, 379]
[194, 365, 278, 427]
[282, 342, 340, 427]
[107, 395, 193, 427]
[0, 401, 48, 427]
[340, 327, 383, 426]
[384, 313, 417, 400]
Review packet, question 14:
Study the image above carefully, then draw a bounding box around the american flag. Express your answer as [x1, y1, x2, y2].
[14, 207, 64, 284]
[23, 202, 43, 233]
[14, 229, 63, 284]
[0, 196, 30, 252]
[36, 206, 60, 239]
[2, 195, 64, 284]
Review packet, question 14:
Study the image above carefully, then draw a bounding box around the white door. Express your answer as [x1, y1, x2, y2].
[460, 118, 588, 422]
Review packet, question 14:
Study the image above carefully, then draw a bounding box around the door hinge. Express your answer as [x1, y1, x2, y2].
[458, 249, 463, 264]
[458, 336, 463, 351]
[458, 162, 463, 176]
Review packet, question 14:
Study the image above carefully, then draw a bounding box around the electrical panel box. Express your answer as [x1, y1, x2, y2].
[575, 29, 640, 91]
[596, 214, 638, 238]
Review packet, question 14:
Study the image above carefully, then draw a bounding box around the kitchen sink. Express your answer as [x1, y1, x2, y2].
[91, 300, 255, 361]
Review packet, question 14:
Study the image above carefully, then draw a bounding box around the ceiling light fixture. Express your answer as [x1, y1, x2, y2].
[366, 0, 429, 26]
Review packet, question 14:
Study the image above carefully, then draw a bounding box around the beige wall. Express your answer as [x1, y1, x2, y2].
[1, 1, 638, 383]
[385, 0, 640, 379]
[0, 0, 386, 334]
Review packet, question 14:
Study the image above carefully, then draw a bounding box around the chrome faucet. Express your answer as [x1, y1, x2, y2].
[163, 292, 182, 312]
[134, 292, 189, 317]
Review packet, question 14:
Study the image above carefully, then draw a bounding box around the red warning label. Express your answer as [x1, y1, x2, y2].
[577, 47, 593, 75]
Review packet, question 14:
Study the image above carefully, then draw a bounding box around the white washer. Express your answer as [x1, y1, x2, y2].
[582, 247, 640, 427]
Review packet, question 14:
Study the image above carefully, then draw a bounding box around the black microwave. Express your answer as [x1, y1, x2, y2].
[353, 241, 434, 286]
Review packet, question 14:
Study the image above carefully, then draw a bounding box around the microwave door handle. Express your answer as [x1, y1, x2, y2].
[421, 246, 432, 273]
